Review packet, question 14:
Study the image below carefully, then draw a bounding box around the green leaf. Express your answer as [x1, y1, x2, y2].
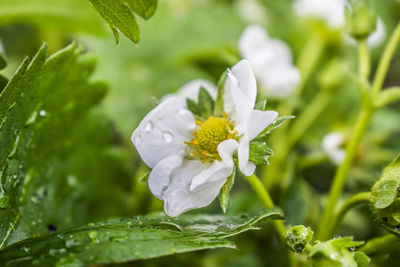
[249, 141, 274, 165]
[0, 209, 283, 266]
[219, 167, 235, 213]
[308, 237, 369, 267]
[0, 53, 7, 70]
[139, 170, 150, 183]
[370, 154, 400, 236]
[0, 43, 131, 249]
[89, 0, 158, 44]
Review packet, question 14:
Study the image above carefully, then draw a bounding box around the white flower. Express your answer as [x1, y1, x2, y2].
[236, 0, 267, 24]
[322, 132, 346, 165]
[294, 0, 346, 29]
[238, 25, 301, 99]
[131, 60, 278, 217]
[294, 0, 386, 47]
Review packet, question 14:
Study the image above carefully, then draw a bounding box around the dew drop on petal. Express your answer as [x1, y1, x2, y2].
[144, 121, 154, 132]
[134, 135, 142, 146]
[162, 131, 173, 143]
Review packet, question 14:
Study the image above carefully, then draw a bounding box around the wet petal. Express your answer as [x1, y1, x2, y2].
[162, 160, 227, 217]
[131, 97, 195, 168]
[148, 155, 183, 199]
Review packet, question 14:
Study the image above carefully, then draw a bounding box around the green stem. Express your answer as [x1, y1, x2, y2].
[359, 235, 400, 255]
[331, 192, 371, 235]
[245, 174, 294, 267]
[372, 22, 400, 96]
[317, 109, 372, 240]
[359, 39, 370, 80]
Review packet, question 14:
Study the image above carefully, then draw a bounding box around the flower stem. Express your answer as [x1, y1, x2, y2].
[359, 39, 370, 80]
[331, 192, 371, 235]
[372, 22, 400, 96]
[317, 108, 372, 240]
[359, 234, 400, 255]
[245, 174, 295, 267]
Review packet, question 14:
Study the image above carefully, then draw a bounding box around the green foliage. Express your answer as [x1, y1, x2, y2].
[186, 87, 215, 121]
[249, 142, 274, 165]
[345, 0, 377, 40]
[285, 225, 314, 253]
[88, 0, 158, 44]
[0, 43, 132, 249]
[307, 237, 370, 267]
[0, 208, 283, 266]
[370, 154, 400, 236]
[253, 116, 295, 142]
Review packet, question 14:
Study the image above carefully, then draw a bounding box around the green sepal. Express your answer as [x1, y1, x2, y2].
[254, 100, 267, 111]
[214, 71, 227, 117]
[219, 167, 235, 213]
[0, 53, 7, 70]
[249, 141, 273, 165]
[253, 116, 295, 142]
[353, 251, 370, 267]
[139, 170, 150, 183]
[186, 87, 215, 121]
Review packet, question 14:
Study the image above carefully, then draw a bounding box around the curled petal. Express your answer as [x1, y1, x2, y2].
[190, 139, 238, 191]
[148, 155, 183, 199]
[238, 136, 256, 176]
[162, 160, 227, 217]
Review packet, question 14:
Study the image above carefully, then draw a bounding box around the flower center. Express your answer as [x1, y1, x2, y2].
[185, 115, 237, 162]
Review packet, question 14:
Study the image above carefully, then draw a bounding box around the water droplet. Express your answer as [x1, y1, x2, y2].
[88, 230, 99, 243]
[88, 223, 95, 227]
[66, 238, 80, 248]
[0, 194, 9, 209]
[162, 131, 173, 143]
[144, 121, 154, 132]
[49, 248, 67, 256]
[39, 110, 46, 117]
[134, 135, 142, 146]
[67, 175, 78, 187]
[25, 111, 38, 126]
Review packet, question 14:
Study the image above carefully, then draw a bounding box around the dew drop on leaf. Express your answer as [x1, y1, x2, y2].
[39, 110, 47, 117]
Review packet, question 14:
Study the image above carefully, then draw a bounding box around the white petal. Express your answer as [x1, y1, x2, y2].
[238, 136, 256, 176]
[367, 18, 386, 48]
[322, 132, 346, 165]
[131, 97, 194, 168]
[258, 66, 301, 99]
[247, 110, 279, 140]
[162, 160, 227, 217]
[190, 139, 238, 191]
[230, 60, 257, 109]
[161, 79, 217, 103]
[148, 155, 183, 199]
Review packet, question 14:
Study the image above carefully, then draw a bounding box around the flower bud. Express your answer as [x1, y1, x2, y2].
[285, 225, 313, 253]
[345, 0, 377, 40]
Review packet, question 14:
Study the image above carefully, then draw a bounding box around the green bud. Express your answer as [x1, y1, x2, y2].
[285, 225, 313, 253]
[345, 0, 377, 40]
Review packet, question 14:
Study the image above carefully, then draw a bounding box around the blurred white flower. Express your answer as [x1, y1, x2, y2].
[294, 0, 346, 29]
[238, 25, 301, 99]
[131, 60, 278, 217]
[294, 0, 386, 47]
[236, 0, 267, 24]
[322, 132, 346, 165]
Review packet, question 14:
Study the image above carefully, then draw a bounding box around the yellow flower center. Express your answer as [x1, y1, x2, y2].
[185, 114, 237, 162]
